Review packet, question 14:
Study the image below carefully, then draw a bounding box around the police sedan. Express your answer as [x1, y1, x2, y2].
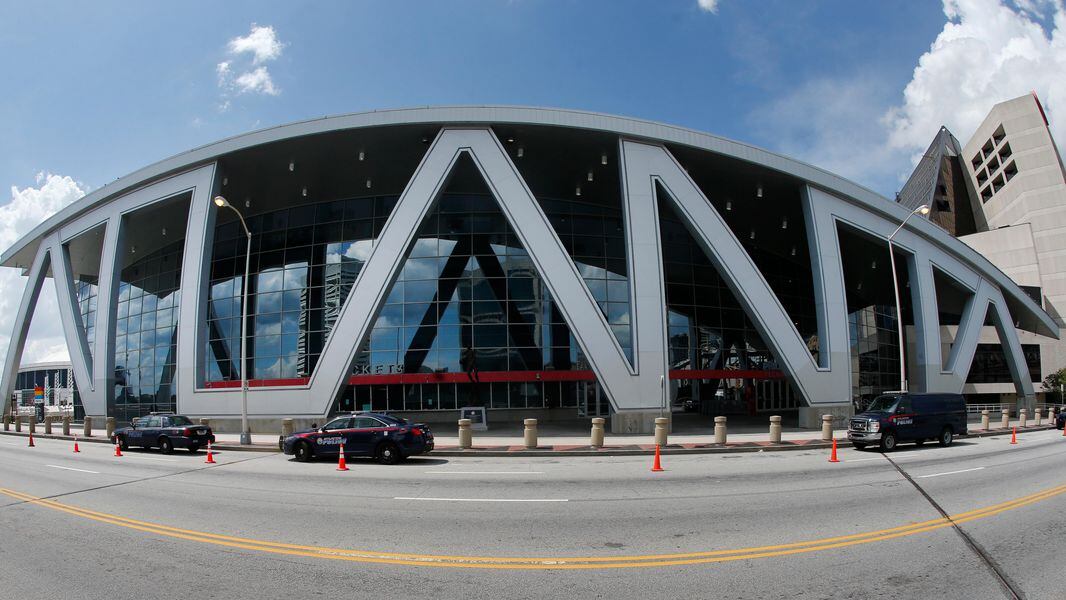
[113, 414, 215, 454]
[281, 413, 433, 465]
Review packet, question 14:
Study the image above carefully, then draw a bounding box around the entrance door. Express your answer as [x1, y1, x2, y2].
[577, 382, 609, 417]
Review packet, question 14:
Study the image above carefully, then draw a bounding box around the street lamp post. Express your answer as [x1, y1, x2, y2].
[887, 204, 930, 394]
[214, 196, 253, 445]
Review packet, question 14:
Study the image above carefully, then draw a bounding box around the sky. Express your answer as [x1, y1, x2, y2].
[2, 0, 1065, 367]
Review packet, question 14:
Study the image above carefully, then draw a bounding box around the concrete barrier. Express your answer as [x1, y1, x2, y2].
[83, 416, 92, 437]
[820, 414, 833, 441]
[106, 417, 116, 439]
[654, 417, 668, 447]
[714, 416, 727, 444]
[981, 410, 990, 431]
[524, 418, 538, 449]
[769, 415, 782, 443]
[1019, 409, 1028, 428]
[28, 415, 36, 434]
[590, 417, 605, 448]
[282, 418, 294, 437]
[458, 419, 472, 449]
[44, 416, 52, 435]
[3, 414, 9, 431]
[15, 416, 21, 432]
[199, 418, 210, 428]
[62, 416, 71, 436]
[1034, 408, 1043, 426]
[1001, 409, 1010, 429]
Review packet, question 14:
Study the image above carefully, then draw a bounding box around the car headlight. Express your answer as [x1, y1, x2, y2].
[868, 420, 880, 433]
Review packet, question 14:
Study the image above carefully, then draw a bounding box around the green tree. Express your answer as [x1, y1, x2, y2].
[1041, 367, 1066, 403]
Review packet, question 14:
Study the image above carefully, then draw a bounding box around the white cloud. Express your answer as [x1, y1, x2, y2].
[698, 0, 720, 13]
[0, 173, 88, 370]
[234, 66, 279, 96]
[227, 24, 285, 64]
[885, 0, 1066, 163]
[750, 0, 1066, 196]
[216, 23, 285, 107]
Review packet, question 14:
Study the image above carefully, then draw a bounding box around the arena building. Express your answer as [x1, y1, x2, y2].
[0, 107, 1058, 433]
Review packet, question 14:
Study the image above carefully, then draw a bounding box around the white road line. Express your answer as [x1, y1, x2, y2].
[394, 497, 567, 503]
[845, 457, 884, 463]
[423, 471, 545, 475]
[917, 466, 985, 479]
[46, 464, 99, 474]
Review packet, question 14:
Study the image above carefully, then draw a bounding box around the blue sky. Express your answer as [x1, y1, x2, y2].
[3, 0, 1066, 364]
[1, 1, 947, 197]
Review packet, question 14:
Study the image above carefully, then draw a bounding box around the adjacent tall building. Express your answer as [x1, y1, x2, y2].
[900, 93, 1066, 405]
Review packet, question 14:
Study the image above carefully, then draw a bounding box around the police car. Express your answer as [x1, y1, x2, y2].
[112, 413, 215, 454]
[281, 412, 433, 465]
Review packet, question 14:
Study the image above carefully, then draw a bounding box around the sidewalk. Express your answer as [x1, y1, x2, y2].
[2, 419, 1057, 456]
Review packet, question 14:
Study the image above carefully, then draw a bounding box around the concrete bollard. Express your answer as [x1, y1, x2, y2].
[199, 418, 210, 428]
[1051, 407, 1058, 426]
[981, 410, 990, 431]
[821, 414, 834, 441]
[83, 416, 92, 437]
[1001, 409, 1010, 429]
[524, 418, 538, 449]
[282, 418, 294, 437]
[62, 416, 71, 436]
[44, 416, 52, 435]
[654, 417, 668, 447]
[3, 413, 9, 431]
[28, 415, 36, 434]
[714, 416, 727, 444]
[768, 415, 782, 443]
[1034, 408, 1042, 426]
[1019, 409, 1027, 428]
[458, 419, 472, 449]
[15, 415, 21, 432]
[106, 417, 115, 439]
[590, 417, 605, 448]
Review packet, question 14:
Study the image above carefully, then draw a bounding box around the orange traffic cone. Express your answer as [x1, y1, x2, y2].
[28, 431, 34, 447]
[828, 438, 840, 463]
[205, 441, 216, 464]
[336, 444, 349, 471]
[651, 444, 664, 472]
[113, 439, 123, 457]
[73, 435, 80, 453]
[1010, 426, 1018, 445]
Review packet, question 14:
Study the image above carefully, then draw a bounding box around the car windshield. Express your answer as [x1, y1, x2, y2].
[168, 416, 193, 426]
[865, 396, 899, 413]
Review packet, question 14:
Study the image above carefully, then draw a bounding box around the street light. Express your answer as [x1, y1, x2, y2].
[887, 204, 930, 393]
[213, 196, 253, 445]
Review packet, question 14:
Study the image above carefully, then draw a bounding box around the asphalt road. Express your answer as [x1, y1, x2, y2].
[0, 429, 1064, 599]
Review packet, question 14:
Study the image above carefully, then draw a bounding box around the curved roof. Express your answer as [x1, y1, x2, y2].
[2, 105, 1056, 335]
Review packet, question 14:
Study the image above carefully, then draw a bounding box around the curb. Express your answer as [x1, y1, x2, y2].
[2, 424, 1057, 457]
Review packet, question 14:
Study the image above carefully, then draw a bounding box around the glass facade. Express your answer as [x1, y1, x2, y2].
[112, 240, 183, 422]
[967, 343, 1040, 384]
[658, 189, 800, 414]
[848, 305, 902, 411]
[76, 276, 98, 358]
[206, 195, 398, 381]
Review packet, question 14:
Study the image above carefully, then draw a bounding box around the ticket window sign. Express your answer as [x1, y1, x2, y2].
[459, 406, 488, 431]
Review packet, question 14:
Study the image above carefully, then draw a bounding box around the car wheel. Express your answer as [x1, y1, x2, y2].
[158, 437, 173, 454]
[852, 442, 867, 450]
[188, 445, 199, 453]
[116, 435, 129, 451]
[938, 427, 954, 447]
[294, 441, 313, 462]
[377, 442, 401, 465]
[880, 432, 897, 452]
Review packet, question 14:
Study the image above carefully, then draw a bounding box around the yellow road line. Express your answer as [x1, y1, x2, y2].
[2, 483, 1064, 570]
